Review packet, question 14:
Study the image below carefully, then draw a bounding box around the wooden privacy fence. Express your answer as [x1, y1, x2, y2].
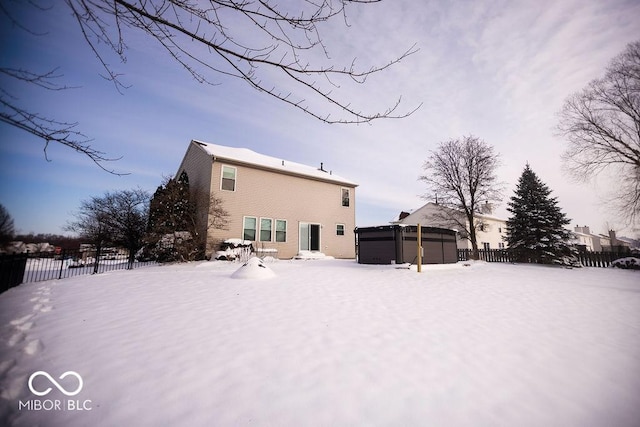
[457, 249, 517, 263]
[457, 249, 630, 267]
[573, 251, 630, 268]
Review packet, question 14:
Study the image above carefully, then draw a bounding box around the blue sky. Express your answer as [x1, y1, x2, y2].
[1, 0, 639, 237]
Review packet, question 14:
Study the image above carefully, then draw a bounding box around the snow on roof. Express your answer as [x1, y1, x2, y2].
[192, 140, 357, 186]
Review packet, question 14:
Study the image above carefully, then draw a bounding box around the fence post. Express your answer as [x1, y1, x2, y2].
[416, 224, 422, 273]
[93, 246, 101, 274]
[0, 253, 28, 294]
[58, 249, 66, 280]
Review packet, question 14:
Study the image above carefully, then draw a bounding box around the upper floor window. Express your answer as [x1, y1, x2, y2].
[341, 188, 350, 207]
[221, 165, 237, 191]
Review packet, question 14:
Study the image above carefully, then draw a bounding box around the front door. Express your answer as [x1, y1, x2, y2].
[300, 223, 321, 251]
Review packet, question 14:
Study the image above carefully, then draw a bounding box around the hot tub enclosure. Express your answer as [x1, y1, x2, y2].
[355, 225, 458, 265]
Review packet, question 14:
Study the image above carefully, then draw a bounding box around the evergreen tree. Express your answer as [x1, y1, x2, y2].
[506, 165, 575, 264]
[146, 172, 199, 262]
[147, 172, 192, 235]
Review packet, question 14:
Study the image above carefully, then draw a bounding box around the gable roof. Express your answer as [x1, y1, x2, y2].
[191, 140, 357, 187]
[393, 202, 507, 225]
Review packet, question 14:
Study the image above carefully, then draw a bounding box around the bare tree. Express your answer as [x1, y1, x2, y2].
[557, 40, 640, 224]
[66, 189, 150, 266]
[1, 0, 419, 170]
[419, 135, 502, 259]
[191, 186, 230, 255]
[0, 203, 15, 246]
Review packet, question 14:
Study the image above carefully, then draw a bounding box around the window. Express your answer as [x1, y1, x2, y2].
[483, 242, 490, 250]
[336, 224, 345, 236]
[243, 217, 257, 241]
[260, 218, 272, 242]
[221, 165, 236, 191]
[341, 188, 350, 207]
[498, 242, 505, 249]
[275, 220, 287, 242]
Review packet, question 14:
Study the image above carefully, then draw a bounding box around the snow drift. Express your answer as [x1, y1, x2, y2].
[1, 260, 639, 426]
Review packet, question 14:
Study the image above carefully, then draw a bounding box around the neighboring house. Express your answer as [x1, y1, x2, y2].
[571, 226, 631, 252]
[176, 140, 358, 259]
[572, 226, 602, 252]
[392, 202, 508, 250]
[618, 236, 639, 251]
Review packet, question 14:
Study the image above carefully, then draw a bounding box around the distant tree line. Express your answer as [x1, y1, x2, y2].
[63, 171, 227, 263]
[13, 234, 85, 251]
[1, 172, 228, 263]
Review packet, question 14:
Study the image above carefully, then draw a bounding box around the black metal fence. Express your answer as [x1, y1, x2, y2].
[0, 248, 157, 294]
[457, 249, 630, 267]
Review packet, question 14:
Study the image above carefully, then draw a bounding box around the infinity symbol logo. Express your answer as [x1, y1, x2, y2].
[28, 371, 83, 396]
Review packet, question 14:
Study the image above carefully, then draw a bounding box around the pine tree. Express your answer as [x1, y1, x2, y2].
[146, 172, 200, 261]
[147, 172, 192, 235]
[506, 165, 575, 264]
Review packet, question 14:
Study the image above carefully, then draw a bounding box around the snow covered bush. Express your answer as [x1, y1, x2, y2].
[141, 231, 204, 263]
[610, 257, 640, 270]
[215, 239, 254, 262]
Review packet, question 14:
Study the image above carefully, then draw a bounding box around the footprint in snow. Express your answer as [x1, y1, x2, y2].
[0, 359, 16, 378]
[9, 314, 34, 327]
[7, 332, 24, 347]
[23, 340, 42, 356]
[15, 321, 33, 332]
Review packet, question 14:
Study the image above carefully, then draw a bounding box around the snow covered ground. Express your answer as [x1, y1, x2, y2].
[1, 259, 639, 427]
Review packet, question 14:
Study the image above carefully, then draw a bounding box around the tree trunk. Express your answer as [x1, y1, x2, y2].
[467, 213, 479, 260]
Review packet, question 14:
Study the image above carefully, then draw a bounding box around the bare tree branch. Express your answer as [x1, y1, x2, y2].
[1, 0, 419, 173]
[0, 82, 126, 174]
[67, 0, 420, 123]
[557, 40, 640, 224]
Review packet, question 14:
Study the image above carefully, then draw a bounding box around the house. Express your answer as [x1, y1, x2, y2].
[176, 140, 358, 259]
[572, 226, 602, 252]
[392, 202, 508, 250]
[572, 226, 631, 252]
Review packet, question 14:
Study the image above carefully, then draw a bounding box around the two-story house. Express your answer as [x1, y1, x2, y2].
[176, 140, 358, 259]
[393, 202, 508, 250]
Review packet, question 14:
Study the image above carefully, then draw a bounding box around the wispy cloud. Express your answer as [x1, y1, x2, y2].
[1, 0, 639, 234]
